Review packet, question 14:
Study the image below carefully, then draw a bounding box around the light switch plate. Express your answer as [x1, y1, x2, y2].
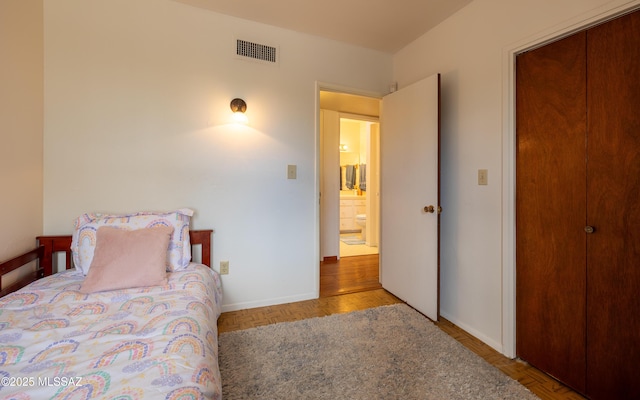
[287, 164, 297, 179]
[478, 169, 488, 185]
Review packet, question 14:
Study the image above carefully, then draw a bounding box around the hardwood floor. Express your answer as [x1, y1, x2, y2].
[218, 288, 401, 332]
[320, 254, 381, 297]
[218, 255, 585, 400]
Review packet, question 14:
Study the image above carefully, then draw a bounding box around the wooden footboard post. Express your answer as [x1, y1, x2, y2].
[36, 236, 73, 276]
[39, 238, 53, 277]
[189, 230, 213, 267]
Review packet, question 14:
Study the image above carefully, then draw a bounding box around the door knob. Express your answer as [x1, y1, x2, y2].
[585, 226, 595, 234]
[424, 205, 435, 213]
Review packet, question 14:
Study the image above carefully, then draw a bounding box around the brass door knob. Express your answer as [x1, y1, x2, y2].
[585, 226, 595, 234]
[424, 205, 435, 213]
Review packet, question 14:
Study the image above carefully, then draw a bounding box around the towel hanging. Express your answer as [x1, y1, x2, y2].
[359, 164, 366, 191]
[345, 165, 356, 190]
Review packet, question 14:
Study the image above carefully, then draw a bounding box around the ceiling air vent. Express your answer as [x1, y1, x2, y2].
[236, 39, 278, 64]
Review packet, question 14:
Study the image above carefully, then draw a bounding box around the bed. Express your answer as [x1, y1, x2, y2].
[0, 209, 222, 400]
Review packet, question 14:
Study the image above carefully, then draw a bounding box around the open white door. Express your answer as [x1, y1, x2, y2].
[380, 74, 440, 321]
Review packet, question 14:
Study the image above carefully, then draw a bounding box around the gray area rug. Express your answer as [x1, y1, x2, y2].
[219, 304, 538, 399]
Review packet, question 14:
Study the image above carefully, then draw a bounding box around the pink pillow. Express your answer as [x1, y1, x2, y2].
[80, 226, 173, 294]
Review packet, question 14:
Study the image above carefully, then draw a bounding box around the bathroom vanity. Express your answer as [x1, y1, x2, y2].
[339, 195, 366, 232]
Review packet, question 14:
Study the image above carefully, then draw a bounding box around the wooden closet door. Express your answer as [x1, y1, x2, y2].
[515, 32, 587, 393]
[586, 10, 640, 399]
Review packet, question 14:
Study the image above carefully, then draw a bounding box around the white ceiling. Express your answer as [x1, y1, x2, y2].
[173, 0, 473, 53]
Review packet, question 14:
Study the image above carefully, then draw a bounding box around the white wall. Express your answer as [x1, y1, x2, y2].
[0, 1, 43, 263]
[393, 0, 640, 353]
[43, 0, 392, 311]
[41, 0, 640, 356]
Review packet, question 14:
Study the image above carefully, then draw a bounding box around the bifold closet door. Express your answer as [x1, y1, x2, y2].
[517, 9, 640, 399]
[515, 32, 587, 393]
[585, 11, 640, 399]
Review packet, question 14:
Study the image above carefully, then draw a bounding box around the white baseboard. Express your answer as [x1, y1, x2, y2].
[440, 311, 505, 356]
[220, 292, 317, 313]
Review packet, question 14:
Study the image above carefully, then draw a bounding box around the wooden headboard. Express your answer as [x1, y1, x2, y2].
[0, 229, 213, 297]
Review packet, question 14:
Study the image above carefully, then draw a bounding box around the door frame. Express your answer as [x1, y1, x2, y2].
[315, 82, 383, 293]
[501, 1, 640, 358]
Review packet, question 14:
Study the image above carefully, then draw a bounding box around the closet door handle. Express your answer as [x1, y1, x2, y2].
[585, 226, 595, 234]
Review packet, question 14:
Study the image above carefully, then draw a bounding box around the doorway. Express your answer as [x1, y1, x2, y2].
[317, 74, 440, 315]
[319, 89, 381, 296]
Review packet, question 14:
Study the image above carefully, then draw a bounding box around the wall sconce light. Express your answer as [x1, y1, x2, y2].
[339, 144, 349, 152]
[229, 98, 249, 124]
[230, 98, 247, 113]
[230, 98, 248, 123]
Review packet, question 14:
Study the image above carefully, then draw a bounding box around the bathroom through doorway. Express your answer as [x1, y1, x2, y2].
[319, 90, 381, 263]
[338, 116, 379, 257]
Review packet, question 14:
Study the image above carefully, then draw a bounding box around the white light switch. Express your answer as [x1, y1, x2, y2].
[478, 169, 488, 185]
[287, 164, 297, 179]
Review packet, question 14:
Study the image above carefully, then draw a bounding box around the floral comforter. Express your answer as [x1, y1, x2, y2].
[0, 264, 222, 400]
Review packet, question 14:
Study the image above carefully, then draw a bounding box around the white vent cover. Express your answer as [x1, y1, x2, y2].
[235, 39, 278, 64]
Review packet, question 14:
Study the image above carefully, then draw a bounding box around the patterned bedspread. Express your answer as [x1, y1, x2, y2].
[0, 264, 222, 400]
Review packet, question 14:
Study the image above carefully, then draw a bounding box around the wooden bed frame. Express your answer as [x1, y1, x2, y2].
[0, 229, 212, 297]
